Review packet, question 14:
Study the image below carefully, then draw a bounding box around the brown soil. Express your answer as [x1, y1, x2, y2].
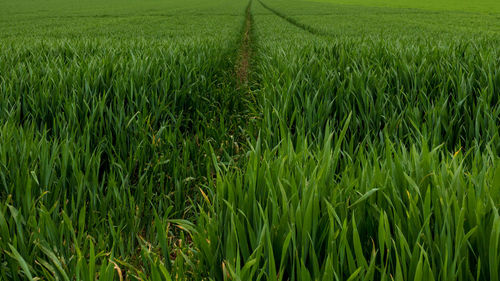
[236, 3, 252, 85]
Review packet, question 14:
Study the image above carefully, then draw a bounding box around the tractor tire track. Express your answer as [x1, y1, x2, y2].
[236, 0, 254, 86]
[258, 0, 329, 37]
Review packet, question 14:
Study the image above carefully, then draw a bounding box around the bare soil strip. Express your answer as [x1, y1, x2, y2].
[236, 1, 253, 85]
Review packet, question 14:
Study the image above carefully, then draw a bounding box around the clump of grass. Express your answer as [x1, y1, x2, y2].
[195, 128, 500, 280]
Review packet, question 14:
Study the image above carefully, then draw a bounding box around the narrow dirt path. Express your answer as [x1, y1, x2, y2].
[236, 0, 253, 86]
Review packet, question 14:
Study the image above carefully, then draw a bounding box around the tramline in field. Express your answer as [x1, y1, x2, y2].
[0, 0, 499, 280]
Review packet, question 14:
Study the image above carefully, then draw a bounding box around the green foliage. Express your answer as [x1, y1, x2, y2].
[0, 0, 499, 279]
[197, 134, 500, 280]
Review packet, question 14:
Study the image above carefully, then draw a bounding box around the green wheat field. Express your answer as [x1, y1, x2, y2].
[0, 0, 499, 279]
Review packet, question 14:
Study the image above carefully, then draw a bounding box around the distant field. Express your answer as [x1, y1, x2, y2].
[1, 0, 499, 280]
[259, 0, 500, 37]
[0, 0, 244, 39]
[308, 0, 500, 13]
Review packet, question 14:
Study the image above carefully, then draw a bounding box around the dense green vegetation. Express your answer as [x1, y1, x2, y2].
[0, 0, 499, 280]
[307, 0, 500, 13]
